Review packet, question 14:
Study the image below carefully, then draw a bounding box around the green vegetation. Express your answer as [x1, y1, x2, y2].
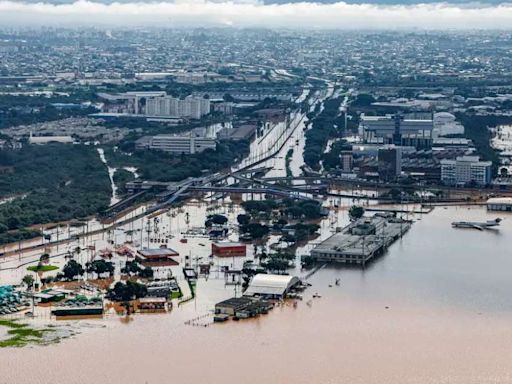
[21, 275, 34, 290]
[107, 281, 147, 302]
[349, 206, 365, 221]
[27, 264, 59, 273]
[205, 214, 228, 227]
[240, 223, 270, 240]
[0, 144, 111, 243]
[62, 260, 84, 280]
[304, 97, 345, 170]
[455, 112, 509, 172]
[321, 140, 352, 172]
[86, 260, 114, 278]
[113, 169, 136, 197]
[351, 93, 376, 107]
[104, 139, 249, 182]
[0, 229, 42, 246]
[282, 223, 320, 243]
[241, 199, 324, 220]
[241, 200, 278, 214]
[0, 320, 52, 348]
[285, 148, 294, 178]
[0, 94, 97, 129]
[121, 260, 154, 279]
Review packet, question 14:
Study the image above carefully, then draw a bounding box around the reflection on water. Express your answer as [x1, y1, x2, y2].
[2, 206, 512, 383]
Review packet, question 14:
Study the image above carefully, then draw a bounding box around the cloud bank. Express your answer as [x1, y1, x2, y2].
[1, 0, 512, 28]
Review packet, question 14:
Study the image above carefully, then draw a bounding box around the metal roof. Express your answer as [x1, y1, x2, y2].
[244, 274, 300, 297]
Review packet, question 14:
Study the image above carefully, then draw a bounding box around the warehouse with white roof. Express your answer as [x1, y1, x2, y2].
[244, 274, 301, 299]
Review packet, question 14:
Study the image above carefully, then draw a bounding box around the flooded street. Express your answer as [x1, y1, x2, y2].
[2, 205, 512, 383]
[2, 91, 512, 383]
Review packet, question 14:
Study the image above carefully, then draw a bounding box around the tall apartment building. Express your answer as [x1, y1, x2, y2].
[441, 156, 492, 185]
[145, 95, 210, 119]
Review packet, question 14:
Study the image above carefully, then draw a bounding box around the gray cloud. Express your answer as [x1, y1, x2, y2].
[1, 0, 512, 28]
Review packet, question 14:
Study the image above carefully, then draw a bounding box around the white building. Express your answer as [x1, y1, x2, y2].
[148, 134, 216, 154]
[359, 114, 433, 148]
[433, 112, 465, 137]
[145, 96, 210, 119]
[487, 197, 512, 212]
[441, 156, 492, 185]
[244, 274, 301, 299]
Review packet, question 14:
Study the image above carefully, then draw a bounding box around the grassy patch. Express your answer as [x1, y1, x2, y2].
[0, 319, 53, 348]
[27, 265, 59, 273]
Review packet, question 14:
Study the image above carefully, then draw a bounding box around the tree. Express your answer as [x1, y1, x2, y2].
[62, 260, 84, 280]
[264, 258, 289, 274]
[237, 214, 251, 226]
[121, 260, 142, 276]
[39, 253, 50, 264]
[240, 223, 270, 239]
[86, 260, 115, 279]
[349, 206, 365, 221]
[206, 214, 228, 226]
[107, 281, 147, 302]
[22, 275, 34, 290]
[139, 267, 154, 279]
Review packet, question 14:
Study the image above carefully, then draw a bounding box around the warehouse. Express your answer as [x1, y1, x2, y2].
[212, 242, 247, 257]
[487, 197, 512, 212]
[244, 274, 301, 299]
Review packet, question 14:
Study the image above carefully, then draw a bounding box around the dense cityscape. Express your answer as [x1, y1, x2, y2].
[1, 26, 512, 383]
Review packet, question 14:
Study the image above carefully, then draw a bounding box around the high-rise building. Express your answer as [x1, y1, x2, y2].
[441, 156, 492, 185]
[378, 146, 402, 181]
[340, 151, 353, 172]
[145, 95, 210, 119]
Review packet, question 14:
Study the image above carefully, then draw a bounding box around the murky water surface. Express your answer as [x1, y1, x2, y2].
[2, 205, 512, 383]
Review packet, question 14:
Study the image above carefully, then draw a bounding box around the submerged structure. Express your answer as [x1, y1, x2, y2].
[310, 213, 411, 266]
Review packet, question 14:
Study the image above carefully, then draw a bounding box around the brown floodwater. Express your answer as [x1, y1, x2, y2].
[2, 205, 512, 383]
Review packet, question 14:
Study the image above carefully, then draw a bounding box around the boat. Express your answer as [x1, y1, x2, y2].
[451, 218, 502, 230]
[312, 293, 322, 298]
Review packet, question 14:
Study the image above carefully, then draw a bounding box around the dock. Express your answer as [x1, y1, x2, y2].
[310, 213, 412, 267]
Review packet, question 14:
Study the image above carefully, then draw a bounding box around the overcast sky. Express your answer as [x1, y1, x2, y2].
[1, 0, 512, 29]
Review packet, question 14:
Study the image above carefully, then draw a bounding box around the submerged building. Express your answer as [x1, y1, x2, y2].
[310, 214, 411, 266]
[244, 274, 301, 299]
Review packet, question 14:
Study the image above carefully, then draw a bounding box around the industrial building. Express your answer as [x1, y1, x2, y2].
[433, 112, 465, 137]
[215, 297, 273, 318]
[487, 197, 512, 212]
[310, 214, 411, 266]
[244, 274, 302, 299]
[359, 113, 433, 149]
[440, 156, 492, 186]
[212, 242, 247, 257]
[136, 134, 216, 154]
